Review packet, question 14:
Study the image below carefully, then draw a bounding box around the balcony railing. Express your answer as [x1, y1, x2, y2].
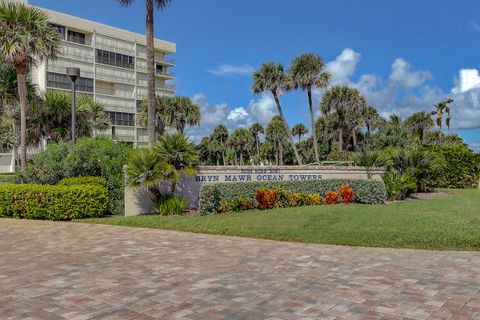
[158, 57, 175, 65]
[155, 70, 175, 77]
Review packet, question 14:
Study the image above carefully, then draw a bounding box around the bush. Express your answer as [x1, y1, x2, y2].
[255, 188, 276, 209]
[198, 179, 386, 215]
[339, 185, 355, 204]
[58, 176, 107, 188]
[17, 138, 131, 214]
[325, 191, 340, 204]
[151, 194, 187, 216]
[0, 183, 109, 220]
[326, 151, 355, 162]
[421, 144, 480, 189]
[0, 173, 15, 184]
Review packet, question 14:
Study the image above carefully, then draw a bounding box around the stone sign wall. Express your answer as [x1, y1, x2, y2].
[125, 165, 383, 216]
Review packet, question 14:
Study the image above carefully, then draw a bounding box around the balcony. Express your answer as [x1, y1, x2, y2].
[158, 57, 175, 66]
[155, 69, 175, 78]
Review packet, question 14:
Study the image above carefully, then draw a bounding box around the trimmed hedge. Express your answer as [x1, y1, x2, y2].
[0, 184, 109, 220]
[0, 173, 15, 184]
[199, 179, 387, 215]
[58, 176, 107, 188]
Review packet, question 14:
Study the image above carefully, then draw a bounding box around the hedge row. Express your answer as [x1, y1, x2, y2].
[198, 179, 387, 215]
[58, 176, 107, 188]
[0, 173, 15, 184]
[0, 183, 109, 220]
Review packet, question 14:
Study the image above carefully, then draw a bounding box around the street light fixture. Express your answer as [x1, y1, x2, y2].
[66, 67, 80, 149]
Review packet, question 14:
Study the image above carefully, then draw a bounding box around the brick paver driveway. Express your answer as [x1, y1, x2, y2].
[1, 219, 480, 320]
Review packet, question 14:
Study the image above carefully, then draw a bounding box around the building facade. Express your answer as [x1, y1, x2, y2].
[30, 6, 176, 147]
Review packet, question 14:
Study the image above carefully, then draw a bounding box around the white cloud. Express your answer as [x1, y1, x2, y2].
[247, 94, 277, 124]
[208, 64, 255, 76]
[452, 69, 480, 93]
[227, 107, 249, 122]
[325, 48, 361, 85]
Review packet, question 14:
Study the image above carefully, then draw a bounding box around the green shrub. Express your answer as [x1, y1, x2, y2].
[152, 194, 187, 216]
[58, 176, 107, 188]
[0, 183, 109, 220]
[421, 144, 480, 189]
[17, 137, 131, 214]
[198, 179, 386, 215]
[326, 151, 355, 162]
[0, 173, 15, 184]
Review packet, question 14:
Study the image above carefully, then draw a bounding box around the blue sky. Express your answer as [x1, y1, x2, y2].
[30, 0, 480, 150]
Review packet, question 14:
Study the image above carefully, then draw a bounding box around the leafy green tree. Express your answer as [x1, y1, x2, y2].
[431, 98, 454, 131]
[207, 138, 223, 166]
[227, 128, 252, 165]
[252, 62, 302, 164]
[249, 122, 264, 164]
[266, 116, 288, 165]
[289, 53, 330, 162]
[117, 0, 172, 149]
[212, 124, 229, 165]
[291, 123, 308, 142]
[404, 111, 434, 145]
[320, 86, 366, 151]
[0, 1, 60, 171]
[170, 96, 201, 134]
[374, 115, 412, 149]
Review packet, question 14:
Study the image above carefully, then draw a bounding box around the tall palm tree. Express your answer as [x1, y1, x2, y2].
[227, 128, 252, 165]
[212, 124, 228, 165]
[289, 53, 330, 162]
[249, 122, 264, 164]
[431, 98, 454, 131]
[0, 1, 60, 172]
[117, 0, 172, 149]
[138, 95, 174, 138]
[320, 85, 366, 151]
[266, 116, 287, 165]
[252, 62, 303, 165]
[404, 111, 434, 145]
[291, 123, 308, 142]
[171, 96, 201, 134]
[361, 106, 385, 134]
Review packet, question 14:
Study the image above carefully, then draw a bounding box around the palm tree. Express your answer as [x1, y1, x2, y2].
[207, 138, 223, 166]
[153, 133, 198, 192]
[266, 116, 287, 165]
[291, 123, 308, 142]
[249, 122, 264, 164]
[404, 111, 434, 145]
[0, 2, 61, 172]
[361, 106, 385, 134]
[252, 62, 303, 165]
[139, 95, 174, 138]
[320, 86, 366, 151]
[289, 53, 330, 162]
[170, 96, 201, 134]
[431, 98, 454, 131]
[117, 0, 172, 149]
[212, 124, 228, 165]
[227, 128, 252, 165]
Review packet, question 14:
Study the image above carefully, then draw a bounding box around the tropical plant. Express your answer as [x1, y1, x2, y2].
[212, 124, 229, 165]
[354, 151, 384, 179]
[291, 123, 308, 142]
[227, 128, 253, 165]
[151, 194, 187, 215]
[362, 106, 385, 133]
[289, 53, 330, 162]
[153, 133, 199, 192]
[320, 86, 366, 151]
[252, 62, 303, 164]
[249, 122, 264, 164]
[374, 114, 412, 149]
[207, 138, 223, 166]
[117, 0, 172, 148]
[138, 95, 174, 139]
[266, 116, 288, 165]
[170, 96, 201, 134]
[404, 111, 434, 145]
[0, 1, 61, 171]
[383, 169, 417, 201]
[431, 98, 454, 131]
[0, 115, 16, 151]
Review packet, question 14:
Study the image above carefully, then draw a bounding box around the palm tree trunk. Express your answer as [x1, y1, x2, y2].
[146, 0, 156, 149]
[239, 150, 244, 165]
[420, 128, 424, 145]
[352, 130, 357, 150]
[16, 68, 27, 173]
[308, 89, 320, 163]
[222, 152, 226, 166]
[338, 126, 344, 151]
[273, 93, 302, 165]
[279, 143, 283, 166]
[255, 137, 260, 163]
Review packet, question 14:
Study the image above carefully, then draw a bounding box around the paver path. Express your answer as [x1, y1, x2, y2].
[1, 219, 480, 320]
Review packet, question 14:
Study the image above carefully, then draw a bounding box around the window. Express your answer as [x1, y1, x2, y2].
[110, 112, 135, 127]
[155, 64, 164, 75]
[67, 30, 86, 45]
[50, 24, 65, 40]
[47, 72, 93, 92]
[96, 49, 135, 69]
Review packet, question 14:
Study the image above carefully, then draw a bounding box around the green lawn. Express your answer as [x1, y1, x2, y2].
[80, 189, 480, 250]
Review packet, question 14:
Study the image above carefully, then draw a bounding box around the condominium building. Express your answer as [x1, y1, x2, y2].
[29, 4, 176, 147]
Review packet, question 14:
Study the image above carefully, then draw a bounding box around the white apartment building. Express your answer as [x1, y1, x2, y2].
[29, 3, 176, 147]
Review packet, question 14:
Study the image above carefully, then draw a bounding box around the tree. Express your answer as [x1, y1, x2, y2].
[431, 98, 454, 131]
[153, 133, 198, 192]
[291, 123, 308, 142]
[0, 2, 60, 172]
[170, 96, 201, 134]
[139, 95, 174, 138]
[361, 106, 385, 134]
[374, 115, 412, 149]
[252, 62, 303, 165]
[117, 0, 172, 149]
[289, 53, 330, 162]
[404, 111, 434, 145]
[249, 122, 264, 164]
[212, 124, 228, 165]
[266, 116, 288, 165]
[320, 86, 366, 151]
[227, 128, 252, 165]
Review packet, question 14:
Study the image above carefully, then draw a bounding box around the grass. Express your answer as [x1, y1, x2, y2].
[80, 189, 480, 251]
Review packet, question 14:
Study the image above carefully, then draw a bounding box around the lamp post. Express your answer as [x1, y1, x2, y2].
[66, 67, 80, 149]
